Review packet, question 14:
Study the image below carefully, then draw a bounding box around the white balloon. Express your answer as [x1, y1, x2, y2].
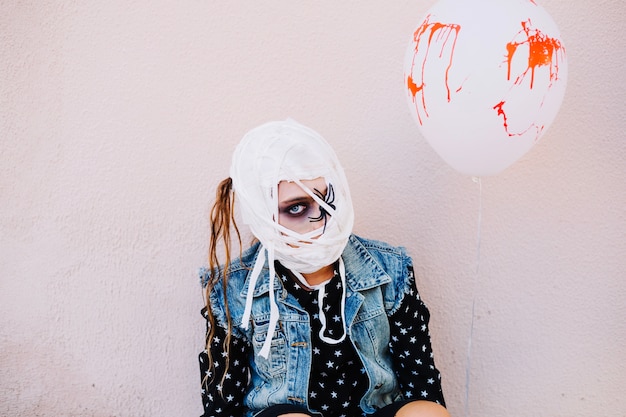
[404, 0, 568, 176]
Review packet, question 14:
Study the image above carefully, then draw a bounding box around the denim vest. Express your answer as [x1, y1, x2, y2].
[207, 234, 414, 416]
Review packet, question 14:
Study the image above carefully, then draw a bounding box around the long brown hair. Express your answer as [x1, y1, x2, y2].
[202, 177, 242, 391]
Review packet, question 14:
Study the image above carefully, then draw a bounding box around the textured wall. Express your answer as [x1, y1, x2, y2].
[1, 1, 624, 416]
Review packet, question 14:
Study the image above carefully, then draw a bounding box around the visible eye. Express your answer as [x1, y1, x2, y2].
[286, 203, 307, 216]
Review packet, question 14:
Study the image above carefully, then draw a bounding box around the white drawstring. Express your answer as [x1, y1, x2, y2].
[241, 248, 266, 331]
[240, 244, 280, 359]
[292, 257, 347, 345]
[317, 257, 347, 345]
[243, 252, 348, 359]
[262, 245, 280, 358]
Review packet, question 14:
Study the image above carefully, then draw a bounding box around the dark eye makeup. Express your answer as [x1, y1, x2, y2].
[279, 197, 312, 218]
[285, 202, 308, 216]
[278, 183, 334, 228]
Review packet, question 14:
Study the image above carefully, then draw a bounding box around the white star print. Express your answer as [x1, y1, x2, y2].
[198, 265, 445, 416]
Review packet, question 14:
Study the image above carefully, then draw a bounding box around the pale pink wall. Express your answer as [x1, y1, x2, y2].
[1, 1, 624, 416]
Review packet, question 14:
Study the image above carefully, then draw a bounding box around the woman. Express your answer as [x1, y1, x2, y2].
[198, 120, 449, 417]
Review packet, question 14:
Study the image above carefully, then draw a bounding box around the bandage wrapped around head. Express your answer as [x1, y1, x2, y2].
[230, 119, 354, 358]
[230, 119, 354, 273]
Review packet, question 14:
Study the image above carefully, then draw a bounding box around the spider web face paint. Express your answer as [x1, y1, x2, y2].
[307, 183, 336, 232]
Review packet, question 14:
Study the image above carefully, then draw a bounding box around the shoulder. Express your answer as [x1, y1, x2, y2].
[199, 242, 262, 336]
[345, 234, 415, 314]
[347, 234, 411, 269]
[350, 234, 407, 255]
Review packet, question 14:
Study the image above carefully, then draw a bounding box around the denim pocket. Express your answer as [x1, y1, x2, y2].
[251, 318, 287, 378]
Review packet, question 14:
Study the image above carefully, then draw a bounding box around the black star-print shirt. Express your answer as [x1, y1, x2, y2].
[198, 263, 445, 417]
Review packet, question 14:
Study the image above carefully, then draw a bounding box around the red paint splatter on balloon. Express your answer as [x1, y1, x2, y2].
[505, 19, 565, 89]
[406, 15, 461, 125]
[496, 19, 565, 138]
[493, 100, 544, 138]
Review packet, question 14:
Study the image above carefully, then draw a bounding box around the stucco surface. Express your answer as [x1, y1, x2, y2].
[1, 1, 625, 416]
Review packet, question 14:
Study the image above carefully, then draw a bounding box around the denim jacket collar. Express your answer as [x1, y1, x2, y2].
[238, 235, 392, 300]
[342, 235, 392, 291]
